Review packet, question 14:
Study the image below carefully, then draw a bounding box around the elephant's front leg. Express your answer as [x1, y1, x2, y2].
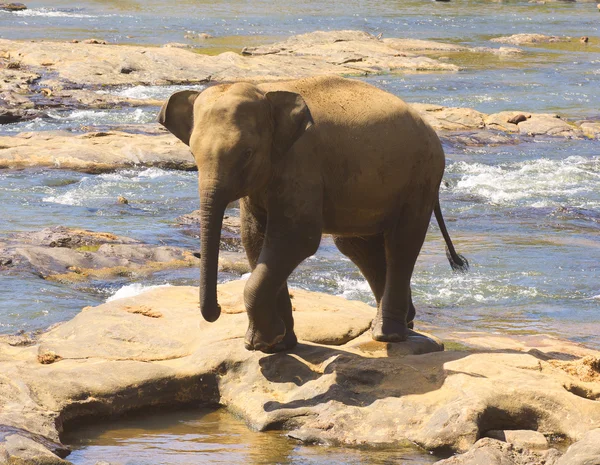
[243, 223, 321, 353]
[241, 201, 299, 352]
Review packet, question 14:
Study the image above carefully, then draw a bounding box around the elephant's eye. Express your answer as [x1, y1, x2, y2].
[244, 148, 254, 158]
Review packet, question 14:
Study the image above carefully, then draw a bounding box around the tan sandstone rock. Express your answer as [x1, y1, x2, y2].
[0, 130, 194, 173]
[1, 283, 600, 464]
[433, 438, 561, 465]
[0, 32, 456, 90]
[517, 114, 582, 138]
[579, 122, 600, 139]
[556, 428, 600, 465]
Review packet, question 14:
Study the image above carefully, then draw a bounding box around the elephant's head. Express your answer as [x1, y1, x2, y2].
[158, 83, 313, 323]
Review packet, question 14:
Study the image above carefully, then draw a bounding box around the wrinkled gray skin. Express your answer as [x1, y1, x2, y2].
[159, 76, 467, 353]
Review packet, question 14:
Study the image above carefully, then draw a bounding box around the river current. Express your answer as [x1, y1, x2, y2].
[1, 1, 599, 464]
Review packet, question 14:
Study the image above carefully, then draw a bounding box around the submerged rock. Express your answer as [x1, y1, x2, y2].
[1, 282, 600, 464]
[491, 34, 572, 45]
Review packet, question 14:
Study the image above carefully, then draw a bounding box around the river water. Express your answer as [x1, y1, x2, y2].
[1, 1, 599, 463]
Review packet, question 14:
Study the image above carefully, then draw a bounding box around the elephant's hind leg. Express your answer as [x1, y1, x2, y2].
[333, 234, 386, 305]
[372, 213, 430, 342]
[334, 234, 417, 331]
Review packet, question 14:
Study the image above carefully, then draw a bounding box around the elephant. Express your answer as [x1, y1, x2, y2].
[158, 75, 467, 353]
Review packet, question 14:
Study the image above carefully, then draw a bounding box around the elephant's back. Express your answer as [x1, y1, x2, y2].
[261, 76, 445, 235]
[260, 76, 412, 127]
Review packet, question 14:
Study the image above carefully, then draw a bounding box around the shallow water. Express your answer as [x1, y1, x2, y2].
[62, 407, 436, 465]
[1, 0, 600, 462]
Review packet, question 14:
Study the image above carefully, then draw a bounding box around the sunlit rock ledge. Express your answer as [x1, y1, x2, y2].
[0, 109, 598, 173]
[0, 31, 460, 91]
[1, 280, 599, 464]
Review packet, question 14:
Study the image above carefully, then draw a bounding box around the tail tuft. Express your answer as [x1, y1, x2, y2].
[446, 248, 469, 273]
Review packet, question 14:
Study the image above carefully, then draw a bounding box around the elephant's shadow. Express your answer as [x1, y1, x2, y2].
[258, 341, 455, 413]
[258, 342, 580, 413]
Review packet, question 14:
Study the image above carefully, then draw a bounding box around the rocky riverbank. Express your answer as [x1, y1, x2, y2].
[1, 107, 598, 173]
[1, 281, 599, 464]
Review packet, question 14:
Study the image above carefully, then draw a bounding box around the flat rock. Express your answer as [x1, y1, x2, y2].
[0, 226, 224, 283]
[383, 38, 522, 57]
[2, 283, 600, 464]
[485, 429, 549, 450]
[0, 130, 194, 173]
[0, 226, 252, 283]
[491, 34, 572, 45]
[0, 31, 457, 90]
[217, 280, 376, 345]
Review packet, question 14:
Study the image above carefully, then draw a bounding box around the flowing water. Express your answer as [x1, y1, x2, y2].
[1, 0, 599, 463]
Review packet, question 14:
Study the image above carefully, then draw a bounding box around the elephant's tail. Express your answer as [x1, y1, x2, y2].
[434, 200, 469, 273]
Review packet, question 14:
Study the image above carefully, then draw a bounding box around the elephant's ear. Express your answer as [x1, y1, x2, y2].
[158, 90, 200, 146]
[265, 91, 314, 156]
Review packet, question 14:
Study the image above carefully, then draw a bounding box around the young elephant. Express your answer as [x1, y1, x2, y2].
[159, 75, 467, 353]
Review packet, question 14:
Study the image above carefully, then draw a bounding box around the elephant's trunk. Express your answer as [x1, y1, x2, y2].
[198, 184, 227, 322]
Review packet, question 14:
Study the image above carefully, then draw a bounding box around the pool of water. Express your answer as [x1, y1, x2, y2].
[62, 407, 436, 465]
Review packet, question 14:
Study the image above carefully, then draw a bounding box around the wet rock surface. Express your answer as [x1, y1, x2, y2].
[1, 283, 600, 464]
[176, 210, 242, 251]
[0, 226, 248, 283]
[491, 34, 572, 45]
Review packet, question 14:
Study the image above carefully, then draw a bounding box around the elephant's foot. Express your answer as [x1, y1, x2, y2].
[244, 317, 286, 353]
[262, 330, 298, 353]
[371, 316, 409, 342]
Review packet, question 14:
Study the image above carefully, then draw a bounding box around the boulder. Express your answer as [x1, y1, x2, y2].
[0, 3, 26, 11]
[1, 283, 600, 464]
[556, 428, 600, 465]
[517, 114, 581, 138]
[579, 122, 600, 139]
[485, 111, 530, 133]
